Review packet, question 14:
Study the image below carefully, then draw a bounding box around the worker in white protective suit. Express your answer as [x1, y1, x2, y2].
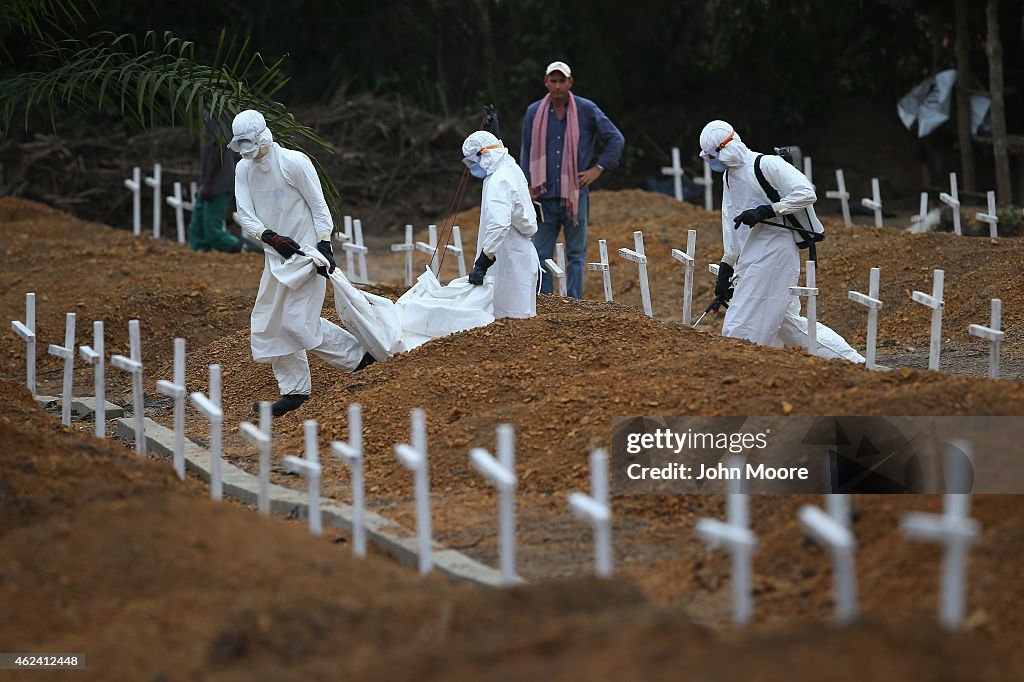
[698, 120, 864, 363]
[229, 110, 374, 417]
[462, 130, 541, 318]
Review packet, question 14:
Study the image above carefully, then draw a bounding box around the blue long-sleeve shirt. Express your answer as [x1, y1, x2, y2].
[520, 94, 624, 200]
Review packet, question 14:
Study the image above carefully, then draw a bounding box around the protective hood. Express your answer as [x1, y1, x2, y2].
[699, 119, 752, 169]
[228, 109, 274, 154]
[461, 130, 508, 177]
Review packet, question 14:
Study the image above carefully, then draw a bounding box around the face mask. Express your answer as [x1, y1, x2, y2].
[707, 158, 727, 173]
[240, 145, 260, 160]
[469, 163, 487, 179]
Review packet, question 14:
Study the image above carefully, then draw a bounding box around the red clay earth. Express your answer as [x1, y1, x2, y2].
[2, 194, 1023, 678]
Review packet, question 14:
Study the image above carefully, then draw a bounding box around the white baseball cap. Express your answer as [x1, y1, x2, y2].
[545, 61, 572, 78]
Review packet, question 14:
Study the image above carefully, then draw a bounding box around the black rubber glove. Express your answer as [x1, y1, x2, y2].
[733, 204, 776, 229]
[715, 262, 735, 303]
[261, 229, 303, 259]
[468, 251, 495, 285]
[315, 240, 336, 277]
[483, 104, 500, 137]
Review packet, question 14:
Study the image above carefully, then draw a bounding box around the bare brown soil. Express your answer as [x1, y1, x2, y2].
[3, 193, 1024, 679]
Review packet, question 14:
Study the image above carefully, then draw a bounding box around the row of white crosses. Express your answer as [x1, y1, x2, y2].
[660, 146, 716, 211]
[697, 446, 979, 630]
[401, 224, 469, 285]
[124, 164, 198, 243]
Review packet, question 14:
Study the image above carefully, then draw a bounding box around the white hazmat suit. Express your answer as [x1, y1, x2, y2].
[699, 120, 864, 363]
[231, 111, 366, 397]
[463, 131, 540, 318]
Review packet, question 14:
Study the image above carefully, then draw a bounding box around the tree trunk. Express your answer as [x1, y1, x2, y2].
[986, 0, 1012, 206]
[954, 0, 976, 191]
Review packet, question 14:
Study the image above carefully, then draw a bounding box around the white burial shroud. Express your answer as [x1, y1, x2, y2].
[270, 245, 495, 360]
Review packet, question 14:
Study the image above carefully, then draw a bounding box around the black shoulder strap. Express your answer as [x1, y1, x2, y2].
[754, 154, 781, 203]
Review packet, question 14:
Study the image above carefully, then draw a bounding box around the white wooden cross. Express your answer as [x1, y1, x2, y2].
[910, 192, 929, 229]
[586, 239, 613, 302]
[803, 155, 813, 185]
[695, 456, 757, 627]
[469, 424, 518, 585]
[144, 162, 162, 239]
[693, 162, 713, 211]
[341, 217, 369, 283]
[968, 299, 1004, 379]
[789, 260, 819, 355]
[124, 166, 142, 236]
[165, 181, 187, 244]
[331, 403, 366, 558]
[395, 408, 432, 575]
[190, 364, 223, 499]
[240, 402, 273, 516]
[911, 269, 944, 371]
[617, 231, 653, 316]
[825, 169, 852, 228]
[47, 312, 76, 426]
[544, 242, 568, 297]
[860, 178, 883, 228]
[445, 225, 468, 278]
[568, 448, 613, 578]
[354, 218, 369, 282]
[340, 215, 356, 279]
[671, 230, 697, 325]
[111, 319, 145, 456]
[391, 225, 415, 286]
[284, 420, 323, 536]
[901, 440, 980, 630]
[11, 292, 36, 394]
[661, 147, 685, 202]
[155, 338, 187, 480]
[975, 191, 999, 238]
[78, 320, 105, 439]
[939, 172, 962, 236]
[183, 181, 197, 213]
[848, 267, 884, 370]
[415, 224, 440, 277]
[826, 494, 852, 529]
[799, 504, 858, 625]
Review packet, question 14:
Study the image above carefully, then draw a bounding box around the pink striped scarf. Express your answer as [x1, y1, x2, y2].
[528, 92, 580, 224]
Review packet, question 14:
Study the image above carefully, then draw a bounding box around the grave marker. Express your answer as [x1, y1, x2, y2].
[284, 420, 323, 536]
[911, 269, 944, 371]
[111, 319, 145, 456]
[124, 167, 142, 235]
[695, 456, 757, 627]
[155, 338, 187, 480]
[331, 403, 366, 558]
[165, 181, 187, 244]
[144, 162, 162, 238]
[445, 225, 467, 278]
[617, 231, 653, 316]
[799, 504, 859, 625]
[342, 215, 356, 279]
[825, 169, 852, 228]
[968, 299, 1004, 379]
[240, 402, 273, 515]
[586, 239, 613, 302]
[190, 364, 223, 499]
[568, 449, 612, 578]
[789, 260, 819, 355]
[901, 440, 980, 630]
[803, 156, 813, 185]
[910, 192, 929, 228]
[939, 172, 962, 236]
[860, 178, 883, 228]
[395, 408, 432, 574]
[544, 243, 568, 297]
[693, 162, 713, 210]
[848, 267, 884, 370]
[47, 312, 76, 426]
[660, 147, 684, 202]
[469, 423, 518, 585]
[671, 230, 697, 325]
[975, 191, 999, 238]
[391, 225, 415, 286]
[11, 292, 36, 394]
[354, 218, 369, 282]
[415, 224, 440, 276]
[78, 320, 105, 438]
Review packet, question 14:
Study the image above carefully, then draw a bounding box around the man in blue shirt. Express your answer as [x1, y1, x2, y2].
[521, 61, 624, 299]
